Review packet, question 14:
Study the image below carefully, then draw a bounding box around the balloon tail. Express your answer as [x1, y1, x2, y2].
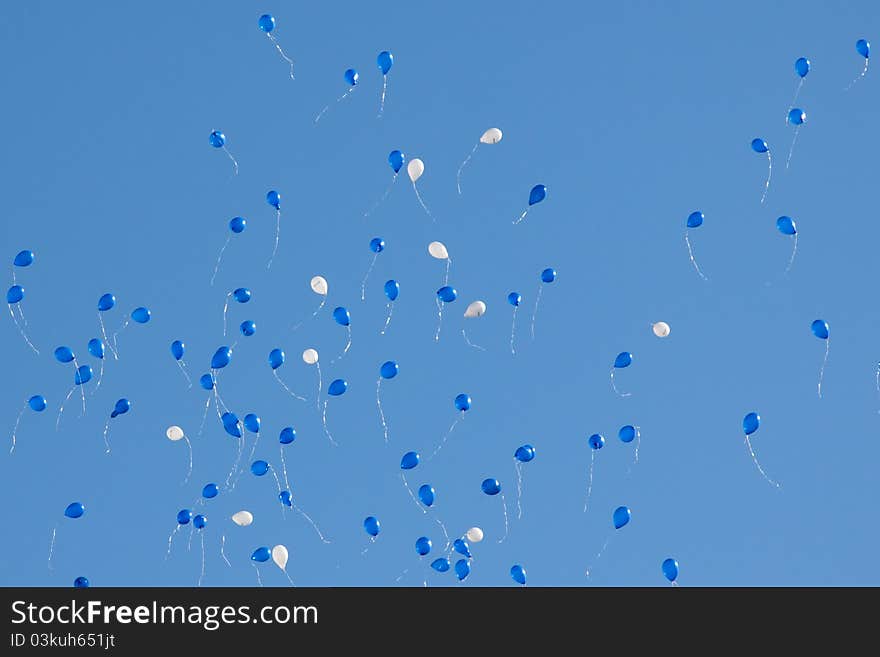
[360, 254, 378, 301]
[583, 451, 596, 512]
[220, 534, 232, 568]
[498, 493, 510, 543]
[434, 298, 443, 342]
[165, 525, 180, 561]
[377, 378, 390, 443]
[513, 208, 528, 225]
[515, 461, 524, 520]
[211, 235, 231, 287]
[817, 338, 830, 399]
[377, 74, 388, 117]
[183, 436, 193, 485]
[785, 125, 801, 170]
[8, 304, 40, 355]
[380, 302, 394, 335]
[462, 329, 486, 351]
[760, 150, 772, 205]
[102, 419, 112, 454]
[530, 284, 543, 340]
[361, 536, 376, 557]
[266, 32, 295, 79]
[322, 400, 338, 447]
[671, 581, 680, 587]
[412, 182, 434, 221]
[280, 446, 291, 490]
[98, 313, 117, 361]
[294, 504, 331, 544]
[786, 78, 805, 123]
[315, 362, 322, 412]
[684, 230, 709, 281]
[745, 435, 781, 488]
[610, 367, 632, 398]
[401, 473, 426, 514]
[222, 145, 238, 176]
[363, 174, 397, 218]
[456, 142, 479, 195]
[55, 387, 75, 432]
[267, 208, 281, 270]
[9, 404, 25, 454]
[845, 58, 869, 91]
[198, 532, 206, 587]
[273, 370, 307, 402]
[510, 307, 518, 355]
[253, 563, 264, 587]
[176, 360, 193, 388]
[430, 414, 461, 459]
[784, 233, 798, 277]
[48, 526, 57, 570]
[291, 297, 326, 332]
[585, 535, 612, 579]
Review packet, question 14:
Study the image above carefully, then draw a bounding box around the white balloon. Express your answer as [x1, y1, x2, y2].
[464, 300, 487, 318]
[428, 241, 449, 260]
[302, 348, 319, 365]
[480, 128, 503, 145]
[272, 544, 289, 570]
[465, 527, 484, 543]
[231, 510, 253, 527]
[407, 158, 424, 183]
[652, 321, 671, 338]
[165, 425, 184, 442]
[310, 275, 328, 296]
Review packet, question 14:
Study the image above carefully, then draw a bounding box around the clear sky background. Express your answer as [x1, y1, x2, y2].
[1, 1, 879, 587]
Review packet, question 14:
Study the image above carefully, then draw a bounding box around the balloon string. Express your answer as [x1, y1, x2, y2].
[510, 307, 518, 355]
[364, 174, 398, 218]
[183, 436, 193, 485]
[71, 357, 86, 417]
[211, 235, 231, 286]
[745, 435, 781, 488]
[786, 78, 805, 124]
[513, 208, 528, 225]
[497, 493, 510, 543]
[331, 326, 352, 364]
[253, 563, 264, 587]
[98, 313, 117, 360]
[314, 86, 355, 124]
[48, 526, 57, 570]
[361, 254, 378, 301]
[583, 451, 596, 512]
[220, 534, 232, 568]
[462, 329, 486, 351]
[224, 436, 244, 492]
[8, 304, 40, 355]
[291, 297, 326, 332]
[818, 338, 830, 399]
[267, 208, 281, 270]
[266, 32, 295, 79]
[111, 318, 129, 358]
[102, 419, 112, 454]
[684, 231, 709, 281]
[222, 145, 239, 176]
[786, 124, 801, 170]
[412, 182, 434, 221]
[91, 359, 105, 396]
[376, 378, 390, 443]
[222, 293, 232, 336]
[401, 473, 425, 514]
[198, 532, 206, 587]
[585, 535, 612, 579]
[315, 362, 322, 412]
[444, 258, 451, 287]
[671, 581, 680, 587]
[176, 360, 193, 388]
[280, 446, 291, 490]
[55, 387, 75, 432]
[515, 461, 524, 519]
[377, 74, 388, 117]
[165, 525, 180, 561]
[361, 536, 376, 557]
[395, 567, 410, 583]
[530, 284, 543, 340]
[610, 367, 631, 398]
[845, 58, 869, 91]
[294, 503, 331, 544]
[322, 400, 338, 447]
[456, 142, 479, 195]
[187, 521, 195, 553]
[434, 298, 443, 342]
[282, 567, 295, 586]
[380, 302, 394, 335]
[273, 370, 307, 402]
[9, 403, 25, 454]
[783, 233, 798, 277]
[430, 414, 461, 459]
[633, 426, 642, 465]
[760, 150, 772, 205]
[432, 513, 451, 552]
[197, 395, 211, 440]
[271, 469, 283, 499]
[245, 433, 262, 481]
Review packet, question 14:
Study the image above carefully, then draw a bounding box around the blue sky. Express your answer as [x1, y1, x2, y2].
[2, 0, 880, 587]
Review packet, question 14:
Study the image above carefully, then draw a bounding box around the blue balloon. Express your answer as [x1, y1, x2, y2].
[6, 285, 23, 304]
[268, 348, 285, 370]
[687, 211, 704, 228]
[332, 307, 351, 326]
[811, 319, 829, 340]
[199, 373, 214, 390]
[176, 509, 192, 525]
[453, 538, 472, 558]
[279, 490, 292, 507]
[193, 514, 207, 530]
[202, 483, 219, 499]
[211, 346, 232, 369]
[540, 268, 556, 283]
[380, 360, 399, 379]
[209, 130, 225, 148]
[481, 478, 501, 495]
[588, 433, 605, 450]
[437, 286, 457, 303]
[13, 250, 34, 267]
[776, 216, 797, 235]
[614, 351, 633, 369]
[751, 138, 769, 154]
[662, 558, 679, 582]
[514, 444, 536, 462]
[454, 393, 471, 412]
[507, 292, 522, 307]
[430, 558, 450, 573]
[279, 427, 296, 445]
[415, 536, 432, 556]
[97, 293, 116, 312]
[857, 38, 870, 59]
[510, 564, 527, 585]
[110, 398, 130, 418]
[222, 412, 243, 438]
[384, 279, 400, 301]
[233, 288, 251, 303]
[455, 559, 471, 581]
[229, 216, 247, 233]
[28, 395, 47, 412]
[618, 425, 637, 444]
[344, 68, 359, 86]
[418, 484, 436, 507]
[743, 412, 760, 436]
[87, 338, 104, 360]
[170, 340, 185, 361]
[400, 451, 419, 470]
[244, 413, 261, 434]
[528, 184, 547, 206]
[131, 307, 151, 324]
[388, 150, 405, 174]
[364, 516, 380, 537]
[240, 320, 256, 337]
[267, 190, 281, 209]
[369, 237, 385, 253]
[73, 576, 89, 588]
[613, 505, 631, 529]
[787, 108, 806, 126]
[795, 57, 810, 78]
[54, 346, 75, 363]
[257, 14, 275, 33]
[251, 546, 271, 562]
[328, 379, 348, 396]
[64, 502, 85, 519]
[377, 50, 393, 74]
[251, 460, 269, 476]
[75, 365, 93, 386]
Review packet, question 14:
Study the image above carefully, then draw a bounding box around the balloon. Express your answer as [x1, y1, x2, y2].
[454, 393, 471, 412]
[776, 216, 797, 235]
[233, 288, 252, 303]
[857, 38, 870, 59]
[388, 150, 405, 174]
[310, 276, 328, 296]
[229, 216, 247, 233]
[407, 158, 424, 183]
[251, 460, 269, 476]
[787, 108, 806, 126]
[418, 484, 436, 507]
[481, 478, 501, 495]
[437, 286, 457, 303]
[97, 293, 116, 312]
[166, 425, 184, 441]
[589, 433, 605, 450]
[73, 576, 89, 588]
[6, 285, 23, 304]
[258, 14, 275, 33]
[528, 184, 547, 206]
[613, 505, 631, 529]
[480, 128, 503, 144]
[87, 338, 105, 359]
[514, 444, 536, 462]
[267, 190, 281, 209]
[541, 268, 556, 283]
[13, 250, 34, 267]
[743, 412, 760, 436]
[455, 559, 471, 581]
[176, 509, 192, 525]
[251, 547, 271, 562]
[400, 451, 419, 470]
[369, 237, 386, 253]
[383, 279, 400, 301]
[279, 427, 296, 444]
[193, 514, 207, 530]
[510, 564, 527, 585]
[380, 360, 399, 379]
[507, 292, 522, 307]
[453, 538, 472, 558]
[466, 527, 484, 543]
[54, 346, 75, 363]
[364, 516, 380, 537]
[209, 130, 225, 148]
[686, 211, 704, 228]
[279, 490, 292, 507]
[131, 307, 151, 324]
[272, 545, 289, 570]
[170, 340, 185, 361]
[110, 397, 129, 417]
[430, 558, 450, 573]
[795, 57, 810, 77]
[202, 483, 219, 499]
[328, 379, 348, 396]
[751, 138, 769, 153]
[74, 365, 92, 386]
[64, 502, 85, 519]
[811, 319, 829, 340]
[343, 68, 359, 86]
[231, 510, 253, 527]
[464, 300, 486, 318]
[332, 307, 351, 326]
[222, 412, 242, 438]
[614, 351, 633, 368]
[211, 346, 232, 369]
[428, 241, 449, 260]
[244, 413, 261, 433]
[240, 320, 256, 336]
[268, 348, 285, 369]
[652, 321, 671, 338]
[199, 373, 214, 390]
[415, 536, 432, 556]
[618, 425, 636, 444]
[302, 348, 319, 365]
[662, 558, 679, 582]
[28, 395, 47, 412]
[377, 50, 393, 74]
